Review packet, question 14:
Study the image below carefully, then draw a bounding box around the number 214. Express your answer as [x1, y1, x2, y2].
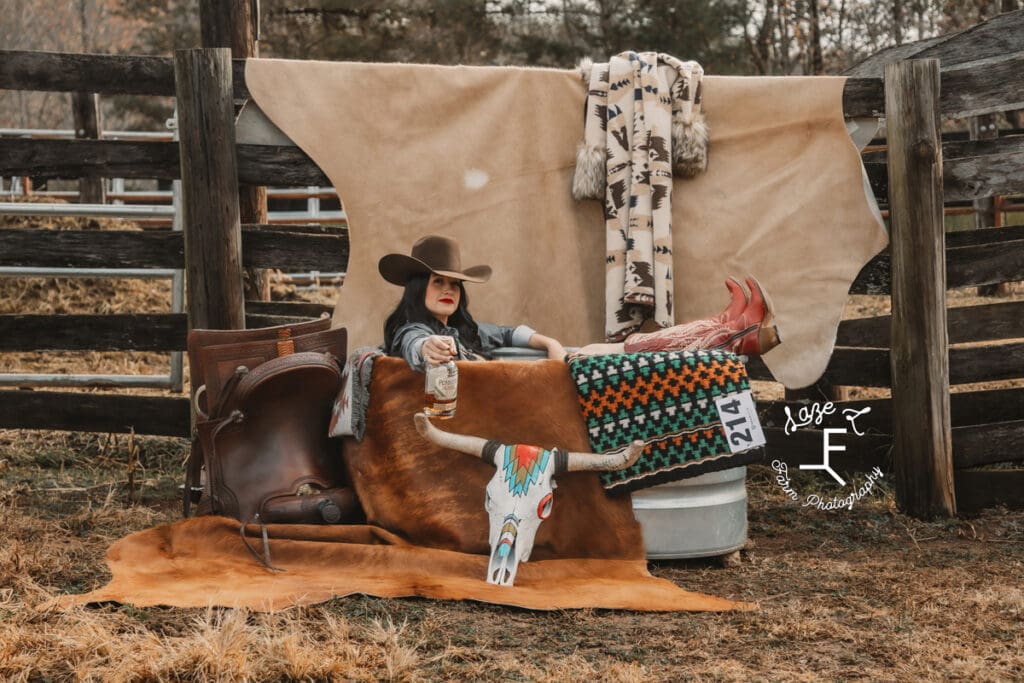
[719, 398, 753, 445]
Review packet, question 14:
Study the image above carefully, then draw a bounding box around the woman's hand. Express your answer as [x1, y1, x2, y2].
[574, 342, 625, 356]
[545, 340, 567, 361]
[528, 333, 567, 362]
[422, 335, 457, 366]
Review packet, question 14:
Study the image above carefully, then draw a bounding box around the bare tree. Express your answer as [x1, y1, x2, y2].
[0, 0, 147, 132]
[892, 0, 903, 43]
[809, 0, 824, 73]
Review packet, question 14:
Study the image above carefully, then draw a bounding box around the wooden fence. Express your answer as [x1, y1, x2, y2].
[0, 49, 341, 437]
[1, 12, 1023, 515]
[749, 11, 1024, 514]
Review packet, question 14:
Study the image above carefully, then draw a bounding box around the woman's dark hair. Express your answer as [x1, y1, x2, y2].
[383, 273, 483, 356]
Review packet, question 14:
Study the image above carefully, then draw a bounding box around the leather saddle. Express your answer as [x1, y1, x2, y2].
[186, 318, 363, 543]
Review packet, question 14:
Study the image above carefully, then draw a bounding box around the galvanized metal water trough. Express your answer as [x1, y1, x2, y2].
[631, 466, 748, 559]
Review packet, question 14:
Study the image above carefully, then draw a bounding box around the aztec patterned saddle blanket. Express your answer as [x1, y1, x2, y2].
[568, 350, 764, 493]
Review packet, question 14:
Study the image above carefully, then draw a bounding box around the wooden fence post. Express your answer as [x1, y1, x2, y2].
[200, 0, 270, 302]
[885, 59, 956, 518]
[174, 47, 245, 331]
[71, 91, 105, 204]
[971, 114, 1010, 297]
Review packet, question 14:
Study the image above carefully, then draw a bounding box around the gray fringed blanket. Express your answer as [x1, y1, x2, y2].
[328, 346, 384, 441]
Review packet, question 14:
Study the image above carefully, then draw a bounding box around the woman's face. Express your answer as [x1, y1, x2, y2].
[424, 274, 461, 324]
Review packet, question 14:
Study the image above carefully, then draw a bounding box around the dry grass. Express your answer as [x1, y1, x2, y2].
[2, 203, 1022, 679]
[2, 436, 1023, 681]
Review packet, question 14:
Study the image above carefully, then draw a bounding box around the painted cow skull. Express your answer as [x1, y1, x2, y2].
[414, 413, 643, 587]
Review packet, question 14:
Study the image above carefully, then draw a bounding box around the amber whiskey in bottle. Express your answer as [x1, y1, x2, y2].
[424, 360, 458, 419]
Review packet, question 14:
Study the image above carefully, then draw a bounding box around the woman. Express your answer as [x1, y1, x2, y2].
[380, 235, 566, 370]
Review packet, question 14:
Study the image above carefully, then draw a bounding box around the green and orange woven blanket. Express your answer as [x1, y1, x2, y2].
[568, 350, 764, 493]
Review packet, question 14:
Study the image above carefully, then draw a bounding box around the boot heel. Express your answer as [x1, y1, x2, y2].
[726, 276, 781, 356]
[757, 323, 781, 355]
[757, 295, 781, 353]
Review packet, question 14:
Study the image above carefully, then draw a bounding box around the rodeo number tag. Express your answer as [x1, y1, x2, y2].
[715, 391, 766, 454]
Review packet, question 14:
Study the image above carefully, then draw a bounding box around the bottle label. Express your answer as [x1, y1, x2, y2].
[432, 372, 458, 400]
[425, 362, 458, 419]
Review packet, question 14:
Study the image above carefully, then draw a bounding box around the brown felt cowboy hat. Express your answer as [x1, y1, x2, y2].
[378, 235, 492, 286]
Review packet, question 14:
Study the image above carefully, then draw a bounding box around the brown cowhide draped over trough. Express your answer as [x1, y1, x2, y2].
[48, 358, 754, 612]
[346, 358, 644, 560]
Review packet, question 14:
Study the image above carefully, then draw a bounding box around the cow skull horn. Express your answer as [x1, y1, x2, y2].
[563, 440, 645, 472]
[414, 413, 491, 460]
[415, 414, 644, 473]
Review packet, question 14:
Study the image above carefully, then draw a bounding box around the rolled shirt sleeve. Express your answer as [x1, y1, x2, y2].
[476, 322, 536, 352]
[390, 322, 433, 372]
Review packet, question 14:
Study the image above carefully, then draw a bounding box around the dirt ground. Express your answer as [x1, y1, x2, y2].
[1, 207, 1022, 680]
[1, 431, 1022, 681]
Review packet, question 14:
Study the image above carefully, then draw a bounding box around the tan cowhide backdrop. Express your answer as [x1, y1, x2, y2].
[244, 61, 887, 388]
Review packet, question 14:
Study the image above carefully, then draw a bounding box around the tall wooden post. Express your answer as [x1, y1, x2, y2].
[174, 48, 245, 331]
[885, 59, 956, 518]
[71, 92, 105, 204]
[200, 0, 271, 301]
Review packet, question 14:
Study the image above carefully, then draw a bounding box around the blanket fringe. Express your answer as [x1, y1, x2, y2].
[572, 142, 606, 200]
[672, 111, 709, 177]
[577, 56, 593, 84]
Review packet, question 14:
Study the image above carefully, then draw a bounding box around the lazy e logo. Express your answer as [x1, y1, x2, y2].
[773, 401, 884, 511]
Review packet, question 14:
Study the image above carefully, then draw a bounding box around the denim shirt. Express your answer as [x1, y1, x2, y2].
[389, 321, 536, 372]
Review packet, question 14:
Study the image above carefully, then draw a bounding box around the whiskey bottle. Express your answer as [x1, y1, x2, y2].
[424, 360, 458, 419]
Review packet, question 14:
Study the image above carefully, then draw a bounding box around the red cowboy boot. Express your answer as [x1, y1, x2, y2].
[716, 276, 748, 323]
[624, 277, 749, 353]
[623, 317, 725, 352]
[622, 276, 780, 355]
[718, 276, 781, 356]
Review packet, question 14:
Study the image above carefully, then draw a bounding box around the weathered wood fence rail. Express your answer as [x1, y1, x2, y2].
[2, 18, 1024, 515]
[0, 48, 340, 438]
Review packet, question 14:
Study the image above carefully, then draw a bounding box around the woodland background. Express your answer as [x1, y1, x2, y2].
[2, 0, 1023, 134]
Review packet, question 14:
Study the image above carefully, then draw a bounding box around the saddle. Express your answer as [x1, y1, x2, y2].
[186, 318, 364, 559]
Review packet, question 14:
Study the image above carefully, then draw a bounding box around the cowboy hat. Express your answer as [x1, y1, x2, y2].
[378, 235, 492, 286]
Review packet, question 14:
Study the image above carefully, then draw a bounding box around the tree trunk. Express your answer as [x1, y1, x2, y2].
[892, 0, 904, 45]
[754, 0, 777, 75]
[809, 0, 823, 75]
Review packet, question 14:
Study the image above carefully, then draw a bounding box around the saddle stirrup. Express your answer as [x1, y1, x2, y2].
[240, 514, 284, 573]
